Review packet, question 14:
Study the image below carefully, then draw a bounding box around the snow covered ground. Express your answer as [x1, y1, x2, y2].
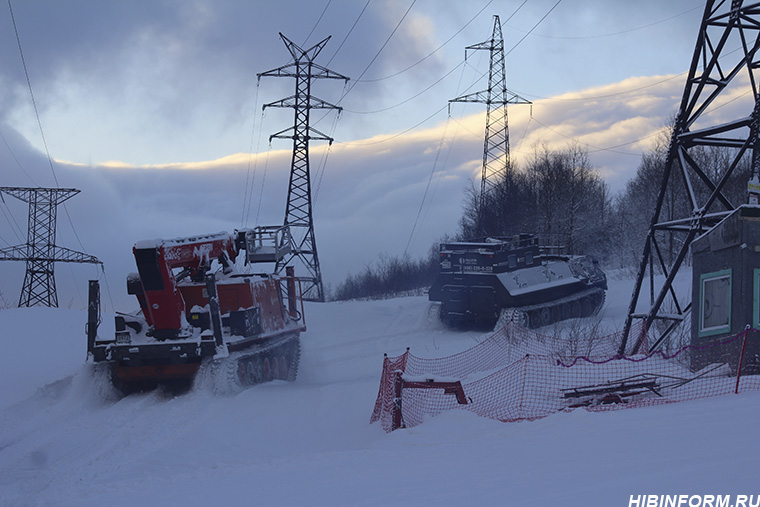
[1, 274, 759, 506]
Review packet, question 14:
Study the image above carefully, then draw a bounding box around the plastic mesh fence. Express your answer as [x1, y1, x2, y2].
[370, 323, 760, 433]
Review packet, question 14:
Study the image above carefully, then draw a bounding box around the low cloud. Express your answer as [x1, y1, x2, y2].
[2, 71, 755, 309]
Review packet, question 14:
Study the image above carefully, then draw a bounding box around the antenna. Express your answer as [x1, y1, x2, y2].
[0, 187, 101, 307]
[258, 33, 349, 302]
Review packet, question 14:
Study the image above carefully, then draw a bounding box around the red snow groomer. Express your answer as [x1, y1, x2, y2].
[86, 226, 305, 394]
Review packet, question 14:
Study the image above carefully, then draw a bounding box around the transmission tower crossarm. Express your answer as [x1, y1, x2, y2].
[280, 33, 330, 61]
[450, 91, 490, 104]
[679, 116, 754, 145]
[0, 244, 27, 260]
[651, 211, 732, 231]
[268, 125, 335, 144]
[0, 243, 100, 263]
[466, 40, 497, 52]
[49, 245, 102, 264]
[258, 63, 350, 82]
[464, 14, 503, 54]
[0, 186, 80, 204]
[450, 89, 531, 105]
[263, 95, 343, 111]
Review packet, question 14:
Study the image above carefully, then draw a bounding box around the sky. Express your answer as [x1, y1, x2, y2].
[0, 0, 754, 310]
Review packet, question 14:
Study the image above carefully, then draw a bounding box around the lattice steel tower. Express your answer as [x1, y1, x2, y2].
[258, 33, 349, 302]
[450, 14, 531, 234]
[620, 0, 760, 354]
[0, 187, 101, 307]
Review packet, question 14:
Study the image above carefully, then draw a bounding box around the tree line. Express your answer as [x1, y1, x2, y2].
[332, 136, 751, 301]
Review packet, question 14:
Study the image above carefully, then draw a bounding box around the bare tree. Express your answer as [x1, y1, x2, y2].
[0, 289, 10, 310]
[458, 142, 610, 260]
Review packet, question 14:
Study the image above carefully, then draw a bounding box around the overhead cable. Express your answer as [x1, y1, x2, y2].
[326, 0, 371, 66]
[506, 5, 702, 40]
[504, 0, 562, 57]
[8, 0, 92, 258]
[358, 0, 495, 83]
[303, 0, 332, 46]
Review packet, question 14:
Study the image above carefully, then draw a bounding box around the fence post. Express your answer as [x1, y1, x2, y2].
[735, 328, 750, 395]
[392, 370, 404, 431]
[516, 354, 530, 421]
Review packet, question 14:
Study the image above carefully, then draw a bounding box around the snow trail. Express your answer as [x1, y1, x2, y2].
[1, 272, 758, 506]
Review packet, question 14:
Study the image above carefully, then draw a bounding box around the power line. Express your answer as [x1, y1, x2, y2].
[357, 0, 495, 83]
[319, 0, 416, 120]
[504, 0, 562, 57]
[242, 83, 262, 227]
[340, 0, 522, 114]
[506, 5, 702, 40]
[511, 71, 688, 101]
[502, 43, 745, 104]
[97, 263, 116, 314]
[528, 116, 649, 156]
[329, 0, 521, 120]
[8, 0, 59, 188]
[339, 0, 558, 145]
[524, 86, 753, 157]
[8, 0, 90, 253]
[326, 0, 371, 66]
[404, 52, 472, 253]
[303, 0, 331, 46]
[255, 143, 272, 227]
[0, 128, 39, 186]
[394, 15, 748, 162]
[343, 59, 466, 114]
[341, 103, 448, 147]
[0, 199, 25, 243]
[444, 0, 559, 102]
[342, 52, 685, 120]
[314, 112, 341, 204]
[452, 84, 752, 161]
[405, 116, 452, 254]
[0, 187, 101, 308]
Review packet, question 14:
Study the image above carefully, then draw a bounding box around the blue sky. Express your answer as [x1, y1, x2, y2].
[1, 0, 748, 308]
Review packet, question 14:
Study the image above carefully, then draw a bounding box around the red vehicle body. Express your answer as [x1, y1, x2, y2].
[87, 228, 305, 393]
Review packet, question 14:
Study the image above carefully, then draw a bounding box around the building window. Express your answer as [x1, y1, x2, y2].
[699, 269, 732, 337]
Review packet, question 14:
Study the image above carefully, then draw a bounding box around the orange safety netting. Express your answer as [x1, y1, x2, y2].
[371, 322, 760, 432]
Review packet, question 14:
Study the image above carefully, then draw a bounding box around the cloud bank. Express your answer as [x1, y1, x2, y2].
[5, 70, 750, 310]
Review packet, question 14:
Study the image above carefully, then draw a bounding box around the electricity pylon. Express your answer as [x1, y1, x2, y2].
[450, 14, 531, 235]
[258, 33, 349, 302]
[619, 0, 760, 354]
[0, 187, 101, 307]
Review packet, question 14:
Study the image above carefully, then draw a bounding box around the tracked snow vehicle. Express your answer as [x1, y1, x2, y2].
[86, 226, 305, 394]
[428, 234, 607, 329]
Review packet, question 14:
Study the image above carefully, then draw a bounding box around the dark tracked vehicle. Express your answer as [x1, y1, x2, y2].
[86, 226, 305, 394]
[428, 234, 607, 329]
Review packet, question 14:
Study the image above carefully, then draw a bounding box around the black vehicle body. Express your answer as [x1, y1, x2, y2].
[428, 234, 607, 329]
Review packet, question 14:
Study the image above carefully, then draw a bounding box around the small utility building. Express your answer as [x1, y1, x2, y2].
[691, 205, 760, 370]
